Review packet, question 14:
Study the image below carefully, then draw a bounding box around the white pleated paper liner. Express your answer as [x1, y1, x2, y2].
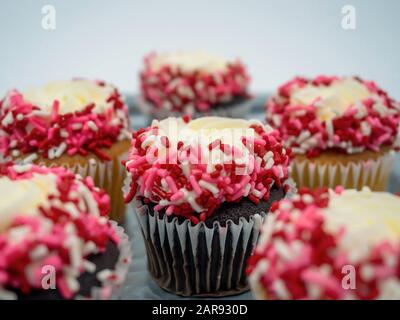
[54, 151, 129, 222]
[136, 96, 254, 122]
[128, 178, 296, 297]
[291, 150, 396, 190]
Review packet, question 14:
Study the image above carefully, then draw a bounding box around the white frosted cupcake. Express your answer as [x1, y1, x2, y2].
[248, 186, 400, 300]
[0, 79, 131, 221]
[0, 163, 131, 300]
[139, 51, 252, 119]
[266, 76, 400, 191]
[124, 116, 293, 296]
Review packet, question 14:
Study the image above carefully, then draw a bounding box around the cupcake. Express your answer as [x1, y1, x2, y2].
[139, 51, 252, 119]
[124, 116, 293, 296]
[0, 163, 131, 300]
[266, 76, 400, 191]
[0, 79, 131, 222]
[247, 187, 400, 300]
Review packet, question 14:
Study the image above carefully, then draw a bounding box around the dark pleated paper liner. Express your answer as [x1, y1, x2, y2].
[129, 179, 296, 297]
[136, 96, 254, 122]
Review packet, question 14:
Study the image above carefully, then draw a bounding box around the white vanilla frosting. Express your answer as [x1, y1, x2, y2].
[23, 80, 115, 114]
[155, 116, 261, 151]
[149, 51, 229, 73]
[290, 78, 372, 121]
[0, 173, 57, 231]
[324, 188, 400, 262]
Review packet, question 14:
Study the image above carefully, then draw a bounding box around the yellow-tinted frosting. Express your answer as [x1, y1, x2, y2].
[290, 78, 371, 121]
[324, 188, 400, 260]
[0, 173, 57, 231]
[149, 52, 229, 73]
[23, 80, 115, 114]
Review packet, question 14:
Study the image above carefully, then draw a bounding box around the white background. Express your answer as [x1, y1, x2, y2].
[0, 0, 399, 98]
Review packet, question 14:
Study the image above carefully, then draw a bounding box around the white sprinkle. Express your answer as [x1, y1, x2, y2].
[361, 121, 371, 136]
[354, 102, 367, 119]
[274, 239, 292, 261]
[9, 140, 17, 148]
[13, 164, 32, 173]
[88, 120, 98, 132]
[159, 199, 169, 206]
[60, 129, 69, 138]
[373, 101, 388, 117]
[83, 260, 96, 273]
[29, 245, 49, 261]
[266, 157, 275, 170]
[326, 120, 334, 140]
[360, 264, 375, 281]
[302, 194, 314, 204]
[31, 110, 50, 117]
[16, 113, 24, 121]
[89, 158, 97, 165]
[273, 279, 290, 299]
[272, 114, 282, 127]
[22, 153, 38, 164]
[83, 241, 98, 255]
[297, 130, 311, 143]
[66, 235, 81, 269]
[279, 201, 292, 211]
[187, 195, 203, 212]
[98, 217, 107, 225]
[71, 123, 83, 130]
[11, 150, 20, 157]
[141, 135, 156, 149]
[198, 180, 219, 195]
[54, 142, 67, 158]
[97, 269, 112, 282]
[0, 289, 17, 300]
[1, 112, 13, 126]
[263, 151, 274, 163]
[66, 275, 80, 293]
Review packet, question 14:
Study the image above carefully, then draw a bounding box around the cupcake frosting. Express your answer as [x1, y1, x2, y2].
[23, 80, 116, 114]
[124, 116, 291, 224]
[0, 172, 57, 231]
[247, 187, 400, 300]
[266, 76, 400, 156]
[140, 51, 250, 114]
[148, 51, 229, 74]
[0, 163, 119, 299]
[0, 79, 130, 161]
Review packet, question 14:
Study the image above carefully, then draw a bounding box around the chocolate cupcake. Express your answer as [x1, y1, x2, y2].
[266, 76, 400, 191]
[139, 51, 252, 119]
[248, 187, 400, 300]
[0, 163, 131, 300]
[124, 116, 293, 296]
[0, 80, 131, 222]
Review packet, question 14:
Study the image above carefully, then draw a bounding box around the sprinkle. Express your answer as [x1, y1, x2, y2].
[87, 120, 98, 132]
[22, 153, 38, 164]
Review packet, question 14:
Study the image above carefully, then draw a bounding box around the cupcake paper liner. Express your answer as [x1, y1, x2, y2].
[53, 151, 129, 222]
[0, 221, 131, 300]
[291, 150, 396, 191]
[137, 96, 253, 121]
[128, 178, 296, 297]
